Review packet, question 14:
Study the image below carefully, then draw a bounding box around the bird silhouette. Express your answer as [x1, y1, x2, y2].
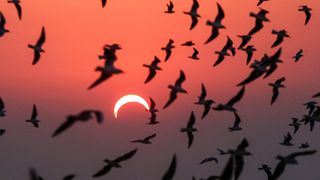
[205, 3, 225, 44]
[161, 39, 175, 62]
[269, 77, 286, 105]
[183, 0, 201, 30]
[143, 56, 162, 84]
[289, 118, 301, 134]
[188, 48, 200, 60]
[181, 41, 195, 46]
[26, 104, 40, 128]
[0, 129, 5, 136]
[181, 111, 197, 148]
[162, 154, 176, 180]
[28, 27, 46, 65]
[298, 5, 312, 25]
[240, 45, 256, 65]
[248, 8, 269, 35]
[292, 49, 303, 62]
[271, 29, 289, 48]
[163, 70, 187, 109]
[298, 142, 310, 149]
[7, 0, 22, 20]
[213, 86, 245, 112]
[165, 1, 175, 14]
[199, 156, 218, 165]
[0, 97, 6, 117]
[237, 35, 252, 49]
[131, 133, 156, 144]
[280, 132, 293, 146]
[228, 112, 243, 131]
[147, 97, 159, 125]
[0, 12, 9, 37]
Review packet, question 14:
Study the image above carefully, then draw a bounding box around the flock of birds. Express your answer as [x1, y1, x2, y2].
[0, 0, 319, 179]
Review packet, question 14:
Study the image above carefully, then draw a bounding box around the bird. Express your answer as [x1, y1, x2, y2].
[213, 36, 236, 66]
[292, 49, 303, 62]
[199, 156, 218, 165]
[205, 3, 225, 44]
[52, 110, 104, 137]
[213, 50, 230, 67]
[258, 164, 272, 180]
[180, 111, 197, 148]
[147, 97, 159, 125]
[101, 0, 107, 8]
[0, 97, 6, 117]
[195, 83, 208, 105]
[92, 148, 137, 178]
[0, 12, 9, 37]
[28, 27, 46, 65]
[143, 56, 162, 84]
[248, 8, 269, 35]
[270, 150, 316, 180]
[298, 142, 310, 149]
[63, 174, 76, 180]
[163, 70, 187, 109]
[181, 41, 195, 46]
[7, 0, 22, 20]
[269, 77, 285, 105]
[289, 118, 301, 134]
[237, 35, 252, 49]
[229, 112, 243, 131]
[131, 133, 156, 144]
[303, 101, 317, 115]
[0, 129, 5, 136]
[213, 86, 245, 112]
[280, 132, 293, 146]
[188, 48, 200, 60]
[298, 5, 312, 25]
[165, 1, 175, 14]
[98, 43, 121, 62]
[257, 0, 269, 6]
[240, 45, 256, 65]
[217, 148, 229, 155]
[183, 0, 201, 30]
[312, 92, 320, 98]
[162, 154, 176, 180]
[271, 29, 289, 48]
[161, 39, 175, 62]
[200, 100, 215, 119]
[26, 104, 40, 128]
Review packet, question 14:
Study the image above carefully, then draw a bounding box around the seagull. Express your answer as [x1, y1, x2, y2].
[292, 49, 303, 62]
[162, 154, 176, 180]
[7, 0, 22, 19]
[180, 111, 197, 148]
[181, 41, 195, 46]
[213, 50, 230, 67]
[240, 45, 256, 65]
[0, 97, 6, 117]
[258, 164, 272, 180]
[188, 48, 200, 60]
[205, 3, 225, 44]
[161, 39, 175, 62]
[213, 86, 245, 112]
[270, 150, 316, 180]
[199, 156, 218, 165]
[93, 148, 137, 178]
[163, 70, 187, 109]
[0, 129, 5, 136]
[0, 12, 9, 37]
[26, 104, 40, 128]
[52, 110, 104, 137]
[229, 112, 243, 131]
[28, 27, 46, 65]
[248, 8, 269, 35]
[257, 0, 269, 6]
[183, 0, 201, 30]
[237, 35, 252, 49]
[165, 1, 175, 13]
[101, 0, 107, 8]
[312, 92, 320, 98]
[213, 36, 236, 66]
[280, 132, 293, 146]
[131, 133, 156, 144]
[289, 118, 301, 134]
[194, 84, 215, 119]
[298, 5, 312, 25]
[195, 83, 207, 105]
[217, 148, 229, 155]
[271, 29, 289, 48]
[298, 142, 310, 149]
[63, 174, 76, 180]
[147, 97, 159, 125]
[143, 56, 162, 84]
[269, 77, 285, 105]
[98, 44, 121, 62]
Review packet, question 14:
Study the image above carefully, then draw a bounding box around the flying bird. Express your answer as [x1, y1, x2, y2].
[258, 164, 272, 180]
[280, 132, 293, 146]
[240, 45, 256, 65]
[298, 5, 312, 25]
[0, 97, 6, 117]
[26, 104, 40, 128]
[52, 110, 104, 137]
[312, 92, 320, 98]
[213, 86, 245, 112]
[162, 154, 176, 180]
[163, 70, 187, 109]
[181, 41, 195, 46]
[161, 39, 175, 62]
[257, 0, 269, 6]
[180, 111, 197, 148]
[269, 77, 286, 105]
[183, 0, 201, 30]
[213, 50, 230, 67]
[205, 3, 225, 44]
[0, 12, 9, 37]
[289, 118, 301, 134]
[217, 148, 229, 155]
[248, 8, 269, 35]
[195, 84, 215, 119]
[101, 0, 107, 8]
[298, 142, 310, 149]
[165, 1, 175, 14]
[28, 27, 46, 65]
[147, 97, 159, 125]
[271, 29, 289, 48]
[0, 129, 5, 136]
[188, 48, 200, 60]
[292, 49, 303, 62]
[131, 133, 156, 144]
[199, 156, 218, 165]
[229, 112, 243, 131]
[92, 148, 137, 178]
[98, 44, 121, 62]
[8, 0, 22, 20]
[270, 150, 316, 180]
[143, 56, 162, 84]
[213, 36, 236, 66]
[237, 35, 252, 49]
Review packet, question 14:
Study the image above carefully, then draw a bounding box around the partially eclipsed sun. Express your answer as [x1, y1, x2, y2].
[114, 94, 150, 118]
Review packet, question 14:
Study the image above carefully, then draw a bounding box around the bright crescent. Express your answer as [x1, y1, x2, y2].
[114, 94, 150, 118]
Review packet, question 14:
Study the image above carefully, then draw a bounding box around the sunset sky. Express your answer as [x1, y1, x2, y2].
[0, 0, 320, 179]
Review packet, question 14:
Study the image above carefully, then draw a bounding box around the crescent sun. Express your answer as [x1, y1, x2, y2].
[114, 94, 150, 118]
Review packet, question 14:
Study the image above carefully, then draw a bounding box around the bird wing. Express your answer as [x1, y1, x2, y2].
[63, 174, 76, 180]
[0, 12, 6, 28]
[202, 103, 211, 119]
[275, 77, 286, 85]
[312, 92, 320, 98]
[88, 70, 112, 90]
[270, 161, 286, 180]
[190, 15, 199, 30]
[215, 3, 225, 23]
[187, 131, 194, 148]
[187, 111, 196, 128]
[145, 133, 156, 141]
[175, 70, 186, 86]
[31, 104, 38, 119]
[32, 51, 41, 65]
[246, 51, 253, 65]
[271, 87, 279, 105]
[219, 155, 234, 180]
[288, 150, 317, 159]
[213, 53, 225, 67]
[205, 26, 219, 44]
[233, 112, 241, 127]
[101, 0, 107, 8]
[149, 97, 156, 109]
[92, 164, 112, 177]
[249, 18, 263, 35]
[164, 49, 172, 61]
[114, 148, 138, 163]
[92, 110, 104, 124]
[52, 116, 77, 137]
[199, 83, 207, 102]
[145, 68, 157, 84]
[237, 69, 265, 86]
[304, 10, 311, 25]
[0, 97, 4, 109]
[14, 2, 22, 20]
[36, 27, 46, 47]
[227, 86, 245, 107]
[162, 154, 177, 180]
[163, 90, 177, 109]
